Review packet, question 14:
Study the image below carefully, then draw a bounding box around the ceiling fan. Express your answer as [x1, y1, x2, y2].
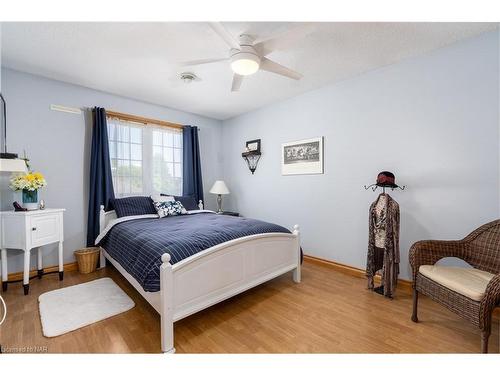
[180, 22, 314, 92]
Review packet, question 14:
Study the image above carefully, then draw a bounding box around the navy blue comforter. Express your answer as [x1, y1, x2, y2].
[98, 212, 290, 292]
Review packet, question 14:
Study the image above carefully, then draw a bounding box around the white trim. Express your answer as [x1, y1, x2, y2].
[98, 206, 300, 353]
[50, 104, 82, 114]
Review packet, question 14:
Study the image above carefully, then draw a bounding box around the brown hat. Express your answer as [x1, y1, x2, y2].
[376, 171, 399, 188]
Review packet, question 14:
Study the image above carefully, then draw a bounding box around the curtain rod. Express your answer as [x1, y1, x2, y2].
[105, 110, 184, 130]
[50, 104, 199, 131]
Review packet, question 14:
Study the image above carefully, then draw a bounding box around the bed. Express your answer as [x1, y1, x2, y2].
[97, 203, 301, 353]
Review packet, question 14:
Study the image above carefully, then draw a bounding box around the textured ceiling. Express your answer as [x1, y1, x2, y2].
[1, 22, 497, 120]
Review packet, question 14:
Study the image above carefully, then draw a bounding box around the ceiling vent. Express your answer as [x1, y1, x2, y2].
[180, 72, 199, 84]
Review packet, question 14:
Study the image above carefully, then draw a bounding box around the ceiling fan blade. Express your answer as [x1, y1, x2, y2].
[254, 23, 316, 56]
[260, 58, 303, 80]
[231, 74, 244, 92]
[209, 22, 240, 50]
[179, 57, 229, 67]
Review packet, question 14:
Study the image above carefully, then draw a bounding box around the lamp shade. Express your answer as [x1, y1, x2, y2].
[209, 180, 230, 195]
[0, 158, 27, 173]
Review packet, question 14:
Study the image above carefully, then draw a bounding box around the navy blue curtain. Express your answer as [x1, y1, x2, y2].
[86, 107, 115, 246]
[182, 125, 204, 203]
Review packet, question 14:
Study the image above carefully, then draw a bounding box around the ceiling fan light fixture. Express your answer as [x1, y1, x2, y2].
[230, 52, 260, 76]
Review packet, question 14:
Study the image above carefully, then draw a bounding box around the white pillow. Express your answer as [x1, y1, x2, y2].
[151, 194, 174, 203]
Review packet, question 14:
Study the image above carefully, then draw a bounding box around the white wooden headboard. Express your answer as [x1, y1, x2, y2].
[99, 205, 117, 234]
[98, 200, 204, 235]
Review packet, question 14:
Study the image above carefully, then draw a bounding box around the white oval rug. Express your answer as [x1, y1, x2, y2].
[38, 277, 135, 337]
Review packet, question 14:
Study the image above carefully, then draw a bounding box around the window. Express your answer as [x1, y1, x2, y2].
[107, 118, 182, 197]
[152, 128, 183, 195]
[108, 120, 143, 195]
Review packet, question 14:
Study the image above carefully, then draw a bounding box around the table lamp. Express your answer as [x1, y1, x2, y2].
[209, 180, 230, 213]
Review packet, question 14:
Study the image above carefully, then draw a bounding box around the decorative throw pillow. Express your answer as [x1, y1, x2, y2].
[153, 200, 187, 218]
[110, 196, 157, 218]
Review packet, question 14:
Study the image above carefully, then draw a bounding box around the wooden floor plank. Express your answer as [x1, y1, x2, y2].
[0, 260, 497, 353]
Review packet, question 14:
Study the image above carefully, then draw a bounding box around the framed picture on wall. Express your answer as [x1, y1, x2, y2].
[246, 139, 261, 153]
[281, 137, 324, 175]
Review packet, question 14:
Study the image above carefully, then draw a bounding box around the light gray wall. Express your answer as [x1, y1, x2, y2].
[1, 68, 223, 273]
[2, 31, 498, 280]
[222, 31, 500, 280]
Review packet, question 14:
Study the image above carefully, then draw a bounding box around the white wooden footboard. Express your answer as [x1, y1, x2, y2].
[98, 205, 300, 353]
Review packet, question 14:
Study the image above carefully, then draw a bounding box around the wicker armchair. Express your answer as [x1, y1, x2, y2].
[409, 220, 500, 353]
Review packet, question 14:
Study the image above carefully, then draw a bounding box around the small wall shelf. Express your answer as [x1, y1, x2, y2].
[242, 151, 261, 174]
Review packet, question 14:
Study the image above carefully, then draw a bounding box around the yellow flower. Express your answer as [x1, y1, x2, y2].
[9, 171, 47, 191]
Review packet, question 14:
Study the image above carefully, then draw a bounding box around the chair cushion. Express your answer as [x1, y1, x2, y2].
[419, 265, 495, 301]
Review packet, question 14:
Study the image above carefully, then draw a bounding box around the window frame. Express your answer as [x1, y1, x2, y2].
[107, 116, 183, 198]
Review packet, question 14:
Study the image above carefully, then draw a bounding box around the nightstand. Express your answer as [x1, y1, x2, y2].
[219, 211, 240, 217]
[0, 208, 65, 295]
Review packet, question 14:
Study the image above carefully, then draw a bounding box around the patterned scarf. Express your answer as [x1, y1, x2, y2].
[366, 193, 400, 297]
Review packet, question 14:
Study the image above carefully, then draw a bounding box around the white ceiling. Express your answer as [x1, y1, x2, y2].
[1, 22, 497, 120]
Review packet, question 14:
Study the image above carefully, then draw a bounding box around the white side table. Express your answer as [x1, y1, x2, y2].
[0, 208, 65, 295]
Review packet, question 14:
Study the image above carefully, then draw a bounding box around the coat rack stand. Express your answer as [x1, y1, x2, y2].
[365, 180, 405, 299]
[363, 183, 406, 193]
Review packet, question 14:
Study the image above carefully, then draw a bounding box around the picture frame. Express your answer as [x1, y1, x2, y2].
[246, 139, 261, 153]
[281, 137, 324, 175]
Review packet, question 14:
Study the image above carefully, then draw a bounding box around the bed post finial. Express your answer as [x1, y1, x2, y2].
[160, 251, 174, 353]
[161, 253, 171, 264]
[99, 205, 106, 234]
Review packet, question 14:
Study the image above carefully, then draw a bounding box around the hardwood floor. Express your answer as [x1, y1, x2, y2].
[0, 260, 498, 353]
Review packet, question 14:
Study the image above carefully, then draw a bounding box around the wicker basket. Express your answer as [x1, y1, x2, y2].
[74, 247, 100, 274]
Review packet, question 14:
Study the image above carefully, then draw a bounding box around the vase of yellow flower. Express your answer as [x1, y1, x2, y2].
[10, 172, 47, 210]
[22, 189, 38, 208]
